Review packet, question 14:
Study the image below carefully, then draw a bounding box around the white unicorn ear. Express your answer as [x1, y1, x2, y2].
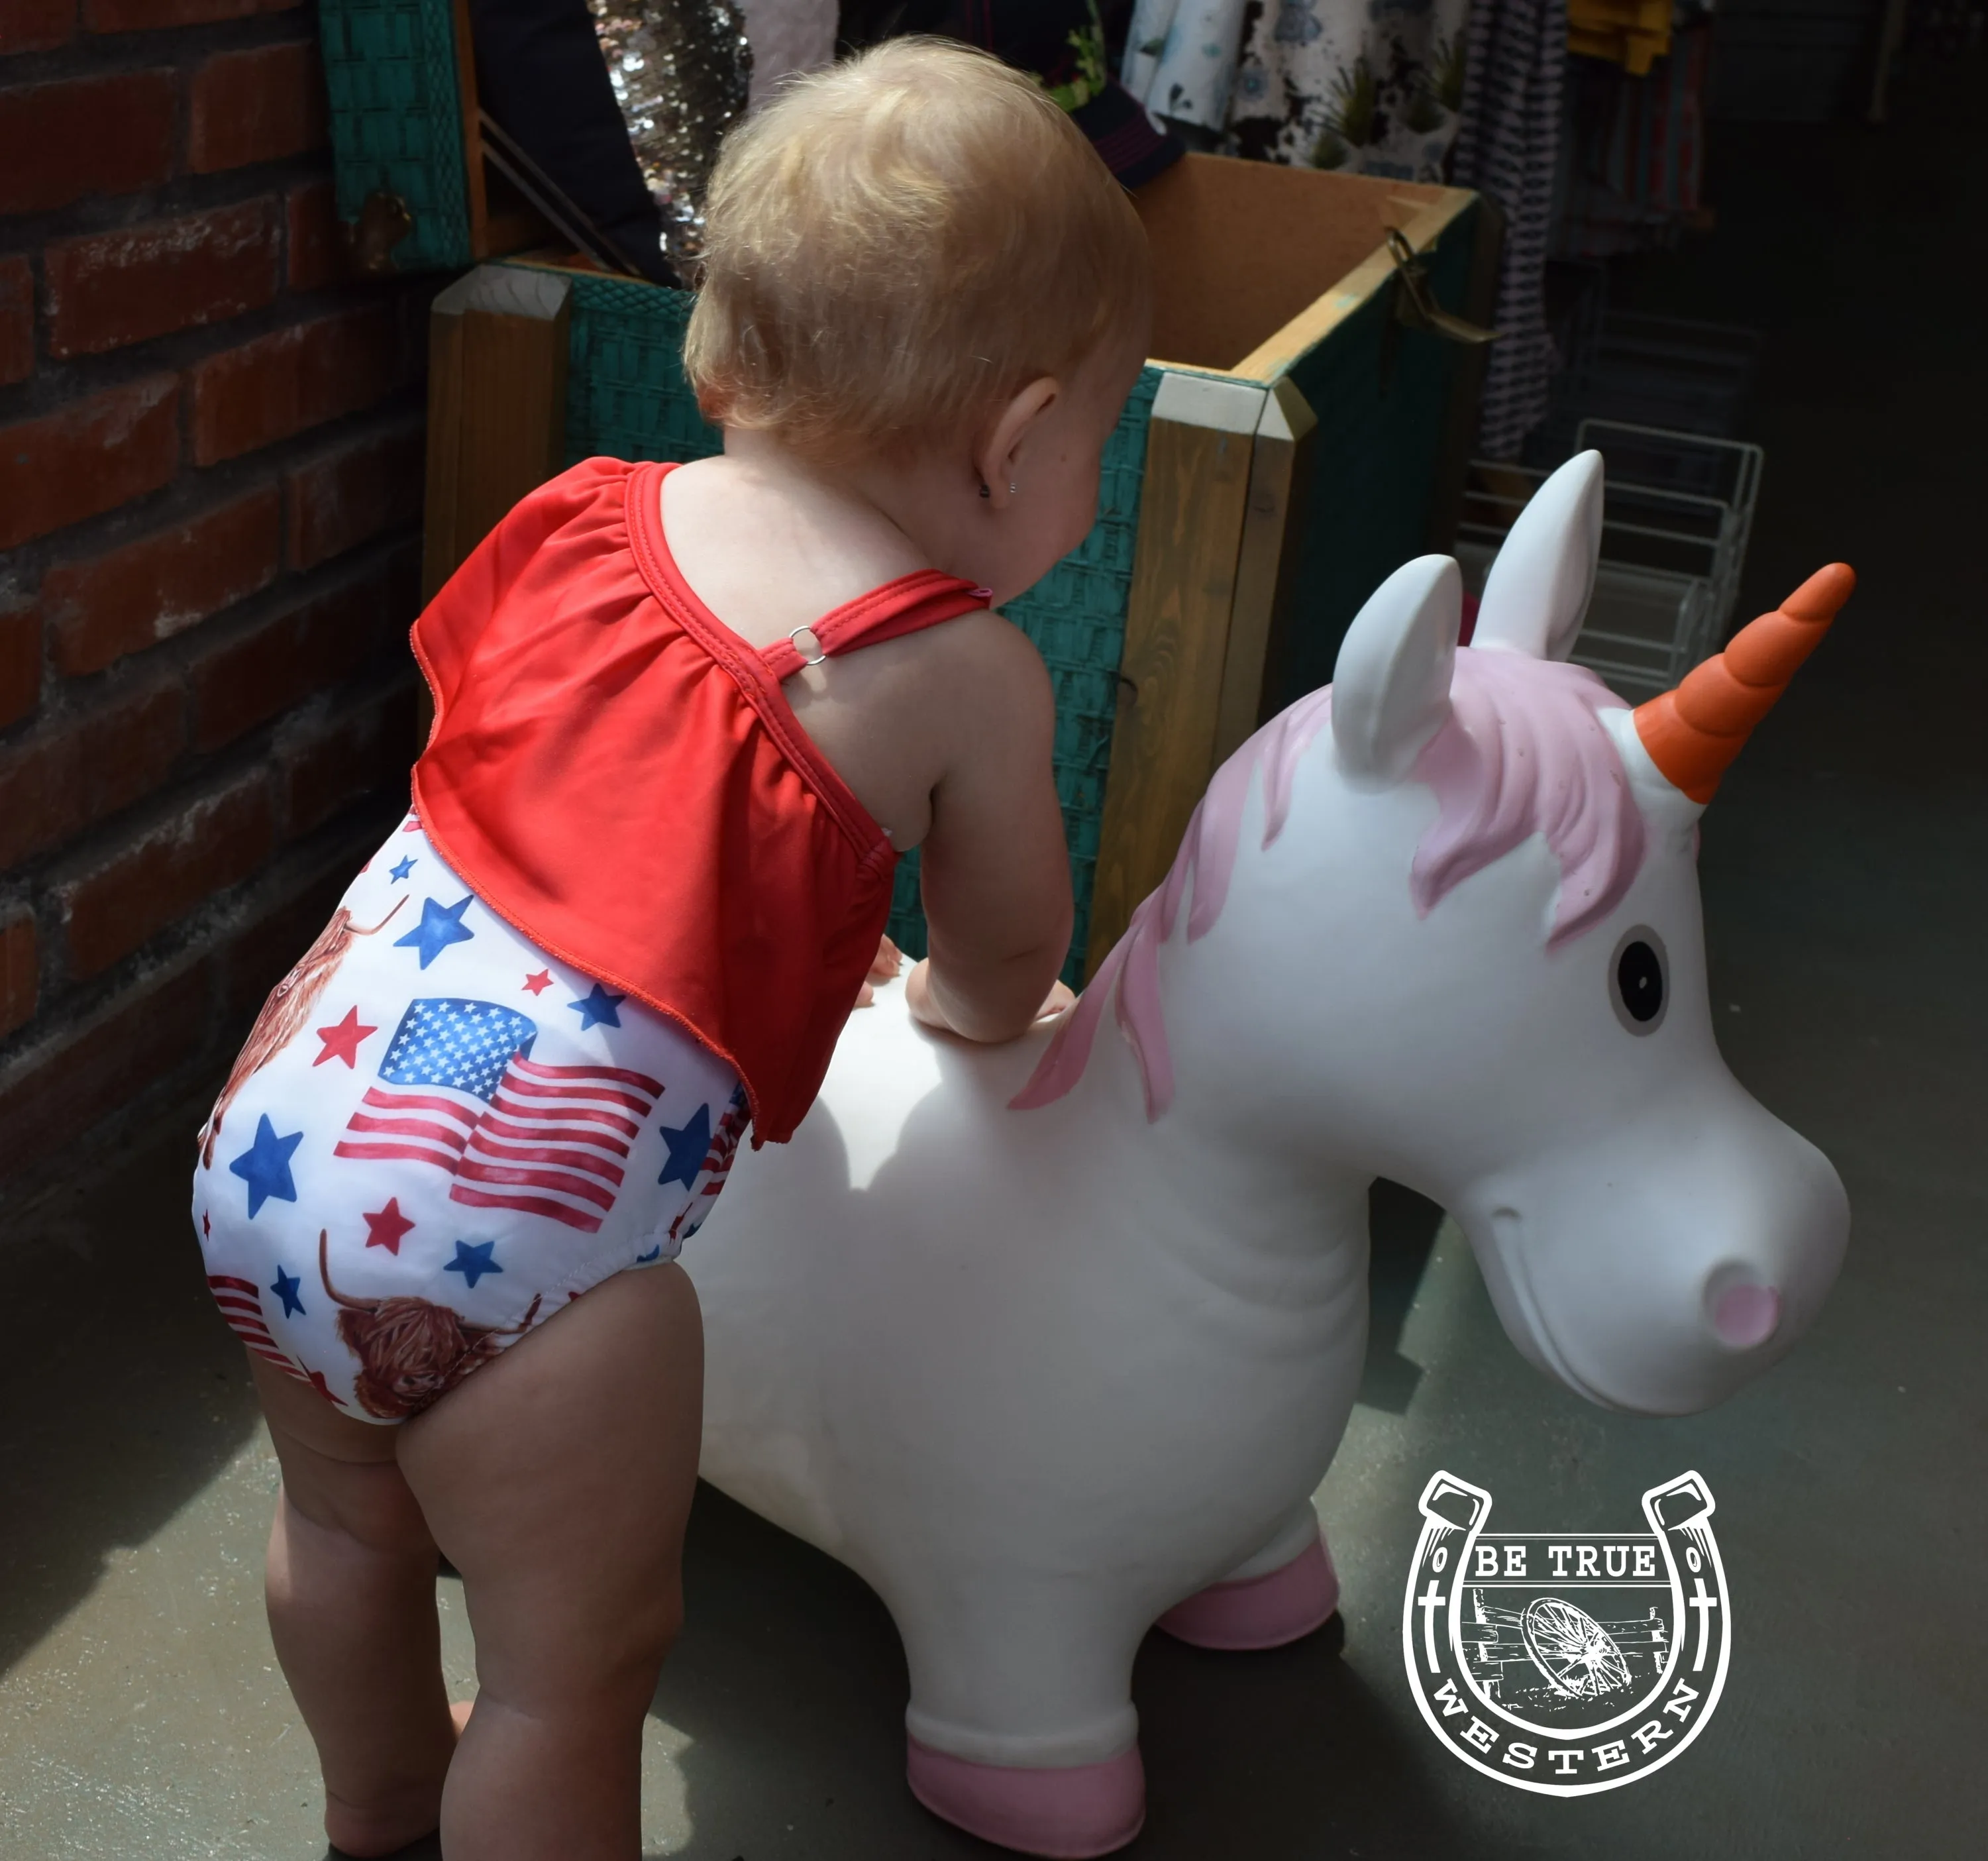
[1473, 449, 1604, 661]
[1332, 554, 1461, 786]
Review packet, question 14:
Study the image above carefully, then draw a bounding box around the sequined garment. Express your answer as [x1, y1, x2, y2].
[590, 0, 753, 267]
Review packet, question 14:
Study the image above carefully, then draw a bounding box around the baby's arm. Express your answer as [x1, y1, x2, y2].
[906, 622, 1073, 1043]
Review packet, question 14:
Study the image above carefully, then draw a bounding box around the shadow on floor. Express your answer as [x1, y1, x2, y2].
[654, 1481, 1487, 1860]
[0, 1103, 265, 1680]
[1357, 1180, 1447, 1414]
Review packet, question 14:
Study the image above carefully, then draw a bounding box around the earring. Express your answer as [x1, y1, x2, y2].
[1008, 482, 1018, 496]
[978, 482, 990, 499]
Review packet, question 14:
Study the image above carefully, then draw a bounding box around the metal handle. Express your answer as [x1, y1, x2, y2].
[1386, 229, 1498, 346]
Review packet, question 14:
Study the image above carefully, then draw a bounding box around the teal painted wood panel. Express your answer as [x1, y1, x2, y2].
[1271, 201, 1480, 711]
[319, 0, 473, 273]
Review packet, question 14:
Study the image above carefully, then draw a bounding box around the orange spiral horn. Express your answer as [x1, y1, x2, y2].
[1633, 562, 1855, 804]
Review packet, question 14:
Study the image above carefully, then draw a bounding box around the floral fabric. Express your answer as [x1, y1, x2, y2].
[1121, 0, 1469, 183]
[1228, 0, 1471, 181]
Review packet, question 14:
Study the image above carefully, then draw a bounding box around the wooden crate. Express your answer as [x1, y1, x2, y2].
[412, 148, 1494, 977]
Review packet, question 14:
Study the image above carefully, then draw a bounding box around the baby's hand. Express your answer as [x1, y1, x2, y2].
[1034, 980, 1076, 1022]
[854, 934, 904, 1008]
[906, 961, 1072, 1036]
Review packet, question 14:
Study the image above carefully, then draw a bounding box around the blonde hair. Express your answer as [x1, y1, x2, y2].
[684, 38, 1151, 464]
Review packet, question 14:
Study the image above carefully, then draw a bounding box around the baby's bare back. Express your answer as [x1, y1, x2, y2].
[660, 449, 1073, 1043]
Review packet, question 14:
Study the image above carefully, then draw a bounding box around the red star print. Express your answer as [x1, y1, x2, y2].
[523, 969, 553, 995]
[201, 1210, 211, 1237]
[301, 1367, 346, 1408]
[362, 1198, 416, 1254]
[313, 1006, 377, 1069]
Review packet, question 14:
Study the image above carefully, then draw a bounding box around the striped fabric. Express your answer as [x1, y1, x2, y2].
[1450, 0, 1569, 459]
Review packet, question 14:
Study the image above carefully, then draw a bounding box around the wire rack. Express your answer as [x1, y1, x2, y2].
[1457, 420, 1763, 700]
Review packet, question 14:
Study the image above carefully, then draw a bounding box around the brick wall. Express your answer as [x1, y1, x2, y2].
[0, 0, 431, 1197]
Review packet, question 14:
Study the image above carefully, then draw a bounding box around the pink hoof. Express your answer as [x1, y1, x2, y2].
[906, 1734, 1145, 1858]
[1156, 1534, 1339, 1651]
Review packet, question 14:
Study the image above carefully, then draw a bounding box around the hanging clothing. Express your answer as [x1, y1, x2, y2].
[1119, 0, 1467, 183]
[1565, 0, 1671, 76]
[413, 456, 991, 1146]
[841, 1, 1186, 187]
[738, 0, 838, 101]
[1226, 0, 1471, 182]
[1557, 22, 1712, 260]
[1450, 0, 1569, 458]
[1120, 0, 1250, 133]
[466, 0, 676, 283]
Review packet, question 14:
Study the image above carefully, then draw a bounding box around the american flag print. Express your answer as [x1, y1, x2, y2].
[195, 814, 751, 1424]
[332, 996, 664, 1234]
[207, 1273, 305, 1381]
[672, 1083, 752, 1244]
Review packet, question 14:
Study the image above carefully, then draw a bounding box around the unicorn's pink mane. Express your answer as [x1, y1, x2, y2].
[1011, 648, 1647, 1119]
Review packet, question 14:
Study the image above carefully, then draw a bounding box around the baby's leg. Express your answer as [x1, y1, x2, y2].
[250, 1360, 459, 1857]
[399, 1261, 704, 1861]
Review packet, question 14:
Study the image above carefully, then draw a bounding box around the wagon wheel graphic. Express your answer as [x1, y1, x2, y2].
[1520, 1596, 1633, 1698]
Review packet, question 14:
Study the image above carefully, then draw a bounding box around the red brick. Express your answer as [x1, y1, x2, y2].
[45, 203, 280, 361]
[0, 0, 75, 56]
[0, 70, 175, 217]
[1, 600, 39, 729]
[0, 376, 180, 553]
[0, 255, 32, 387]
[280, 679, 415, 836]
[0, 678, 185, 871]
[190, 308, 401, 466]
[285, 180, 355, 293]
[85, 0, 295, 29]
[189, 543, 416, 751]
[44, 487, 282, 678]
[187, 41, 326, 176]
[57, 769, 274, 978]
[0, 951, 213, 1183]
[286, 418, 423, 570]
[0, 906, 36, 1038]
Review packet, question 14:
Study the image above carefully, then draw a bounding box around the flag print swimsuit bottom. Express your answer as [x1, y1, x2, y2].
[191, 812, 748, 1423]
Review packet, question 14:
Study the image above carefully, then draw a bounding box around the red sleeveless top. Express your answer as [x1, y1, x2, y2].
[410, 457, 990, 1144]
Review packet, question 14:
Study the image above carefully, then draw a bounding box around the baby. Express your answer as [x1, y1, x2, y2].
[189, 38, 1151, 1861]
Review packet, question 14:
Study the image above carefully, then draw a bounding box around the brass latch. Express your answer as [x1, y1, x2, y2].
[1386, 228, 1497, 345]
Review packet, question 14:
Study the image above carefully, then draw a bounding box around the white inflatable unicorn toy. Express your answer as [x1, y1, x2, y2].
[685, 453, 1853, 1857]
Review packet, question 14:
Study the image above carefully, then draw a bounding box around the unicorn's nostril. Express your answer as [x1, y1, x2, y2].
[1710, 1281, 1781, 1350]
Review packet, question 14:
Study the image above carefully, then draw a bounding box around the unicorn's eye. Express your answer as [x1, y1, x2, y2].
[1610, 927, 1668, 1035]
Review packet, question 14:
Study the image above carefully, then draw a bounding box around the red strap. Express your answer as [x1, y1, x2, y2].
[759, 570, 992, 680]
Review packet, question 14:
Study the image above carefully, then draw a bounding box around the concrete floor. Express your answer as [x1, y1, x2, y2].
[4, 56, 1985, 1861]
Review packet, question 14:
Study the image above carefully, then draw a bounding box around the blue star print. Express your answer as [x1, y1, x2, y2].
[229, 1114, 303, 1217]
[389, 855, 416, 882]
[444, 1239, 502, 1289]
[395, 895, 476, 968]
[635, 1244, 663, 1264]
[657, 1103, 711, 1190]
[270, 1265, 305, 1318]
[568, 982, 625, 1030]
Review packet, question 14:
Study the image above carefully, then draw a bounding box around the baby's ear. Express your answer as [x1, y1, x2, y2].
[1331, 555, 1461, 786]
[978, 376, 1063, 494]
